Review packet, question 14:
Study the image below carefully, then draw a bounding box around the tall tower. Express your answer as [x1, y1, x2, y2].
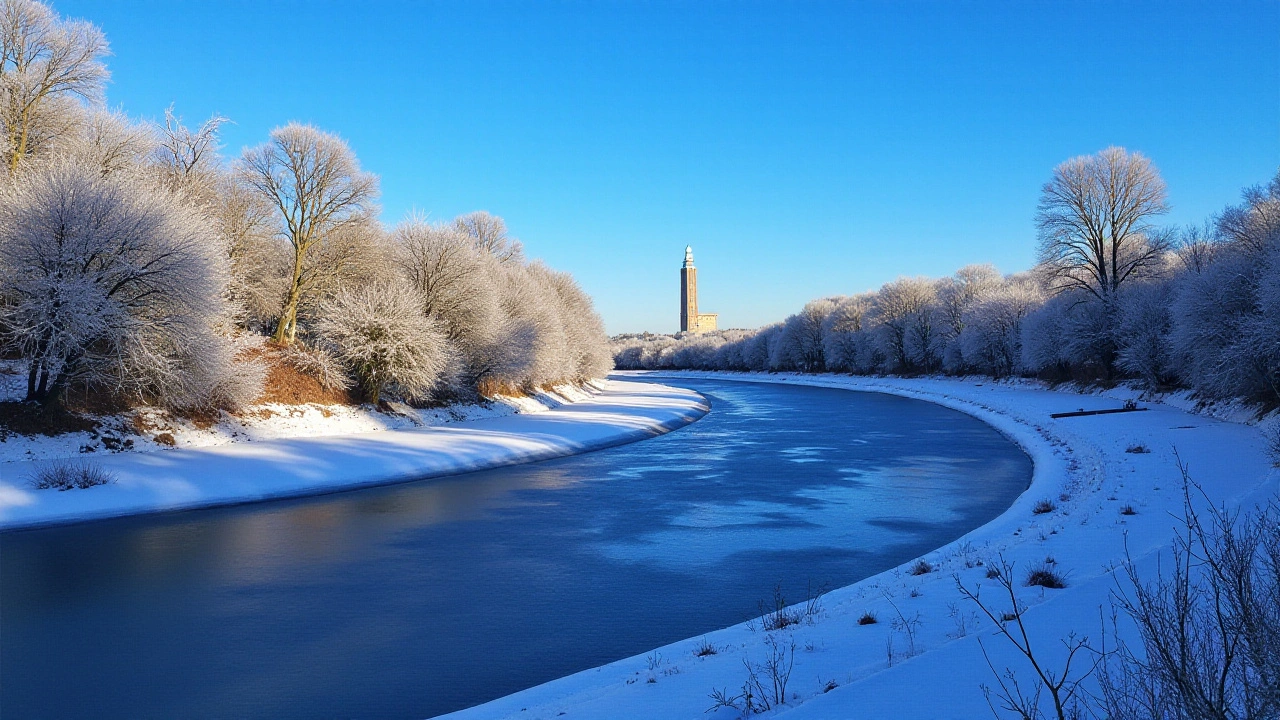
[680, 245, 698, 333]
[679, 246, 716, 333]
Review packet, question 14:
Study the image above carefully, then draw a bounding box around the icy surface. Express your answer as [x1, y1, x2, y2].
[0, 379, 708, 529]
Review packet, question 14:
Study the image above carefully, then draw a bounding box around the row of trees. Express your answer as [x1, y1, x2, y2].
[0, 0, 610, 412]
[616, 149, 1280, 410]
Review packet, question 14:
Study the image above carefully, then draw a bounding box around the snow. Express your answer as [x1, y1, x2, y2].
[444, 370, 1278, 720]
[0, 379, 708, 530]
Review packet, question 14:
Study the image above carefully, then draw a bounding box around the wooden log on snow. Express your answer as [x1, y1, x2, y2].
[1050, 407, 1148, 419]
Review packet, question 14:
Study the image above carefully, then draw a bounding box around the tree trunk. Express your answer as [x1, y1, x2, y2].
[273, 247, 306, 344]
[26, 360, 39, 401]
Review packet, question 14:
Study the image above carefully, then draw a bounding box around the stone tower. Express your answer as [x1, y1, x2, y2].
[679, 246, 718, 334]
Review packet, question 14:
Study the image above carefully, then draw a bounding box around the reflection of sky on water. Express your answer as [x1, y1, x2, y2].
[1, 378, 1031, 720]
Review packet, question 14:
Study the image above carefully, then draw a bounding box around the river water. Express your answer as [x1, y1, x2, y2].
[0, 377, 1031, 718]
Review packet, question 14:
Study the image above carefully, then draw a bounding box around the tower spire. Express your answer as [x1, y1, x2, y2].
[683, 245, 694, 268]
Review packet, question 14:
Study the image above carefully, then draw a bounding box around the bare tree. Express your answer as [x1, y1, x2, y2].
[153, 105, 228, 200]
[453, 210, 523, 264]
[1, 0, 108, 175]
[1036, 147, 1170, 302]
[238, 122, 378, 344]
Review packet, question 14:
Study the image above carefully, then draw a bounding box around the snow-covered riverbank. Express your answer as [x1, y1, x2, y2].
[448, 371, 1278, 720]
[0, 379, 708, 530]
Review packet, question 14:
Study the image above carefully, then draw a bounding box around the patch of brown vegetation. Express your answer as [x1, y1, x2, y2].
[251, 344, 354, 406]
[153, 432, 176, 446]
[476, 377, 527, 398]
[173, 406, 222, 430]
[0, 401, 99, 437]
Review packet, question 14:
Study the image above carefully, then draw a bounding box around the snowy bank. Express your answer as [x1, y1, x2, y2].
[0, 379, 708, 530]
[446, 371, 1277, 720]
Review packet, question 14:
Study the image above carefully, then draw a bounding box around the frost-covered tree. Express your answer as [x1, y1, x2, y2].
[238, 123, 379, 344]
[774, 298, 836, 372]
[1170, 172, 1280, 406]
[394, 216, 503, 387]
[1115, 280, 1178, 388]
[61, 107, 153, 176]
[1037, 147, 1170, 300]
[314, 282, 448, 405]
[453, 210, 523, 264]
[153, 105, 227, 202]
[1035, 147, 1170, 378]
[874, 277, 939, 373]
[0, 0, 108, 175]
[936, 264, 1001, 372]
[959, 276, 1042, 378]
[821, 294, 873, 372]
[0, 154, 258, 409]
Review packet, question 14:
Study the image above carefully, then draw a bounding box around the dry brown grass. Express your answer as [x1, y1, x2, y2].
[247, 344, 354, 406]
[476, 377, 527, 399]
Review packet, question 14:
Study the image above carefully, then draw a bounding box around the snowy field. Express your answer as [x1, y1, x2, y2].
[0, 379, 708, 530]
[447, 371, 1278, 720]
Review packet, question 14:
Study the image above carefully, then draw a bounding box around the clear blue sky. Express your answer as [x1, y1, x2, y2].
[61, 0, 1279, 334]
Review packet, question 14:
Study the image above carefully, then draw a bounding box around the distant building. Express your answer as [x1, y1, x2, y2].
[679, 245, 718, 333]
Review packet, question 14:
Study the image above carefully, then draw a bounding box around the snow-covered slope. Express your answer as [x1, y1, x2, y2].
[0, 356, 606, 465]
[0, 379, 708, 530]
[446, 371, 1277, 720]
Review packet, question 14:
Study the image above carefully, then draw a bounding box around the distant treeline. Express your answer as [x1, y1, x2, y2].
[616, 150, 1280, 411]
[1, 0, 611, 413]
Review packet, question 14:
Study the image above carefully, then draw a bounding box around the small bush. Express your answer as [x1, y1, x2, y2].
[1120, 504, 1137, 516]
[1000, 611, 1020, 622]
[29, 460, 116, 491]
[910, 559, 933, 576]
[858, 611, 878, 625]
[758, 585, 802, 631]
[1125, 443, 1151, 454]
[1032, 498, 1056, 514]
[985, 566, 1002, 579]
[1025, 562, 1067, 589]
[694, 638, 717, 657]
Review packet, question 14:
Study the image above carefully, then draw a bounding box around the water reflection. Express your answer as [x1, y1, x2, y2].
[1, 378, 1031, 719]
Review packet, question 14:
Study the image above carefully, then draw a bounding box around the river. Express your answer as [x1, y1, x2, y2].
[0, 377, 1031, 718]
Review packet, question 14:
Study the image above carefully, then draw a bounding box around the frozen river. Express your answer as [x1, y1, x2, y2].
[0, 377, 1031, 718]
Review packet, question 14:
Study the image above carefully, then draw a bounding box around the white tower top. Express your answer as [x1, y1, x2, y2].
[683, 245, 695, 268]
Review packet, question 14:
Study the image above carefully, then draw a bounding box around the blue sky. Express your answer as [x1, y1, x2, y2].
[62, 1, 1279, 334]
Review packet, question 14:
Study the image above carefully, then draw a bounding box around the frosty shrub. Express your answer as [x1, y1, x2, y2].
[314, 283, 448, 404]
[0, 154, 258, 410]
[1115, 281, 1177, 388]
[276, 341, 351, 391]
[29, 458, 115, 490]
